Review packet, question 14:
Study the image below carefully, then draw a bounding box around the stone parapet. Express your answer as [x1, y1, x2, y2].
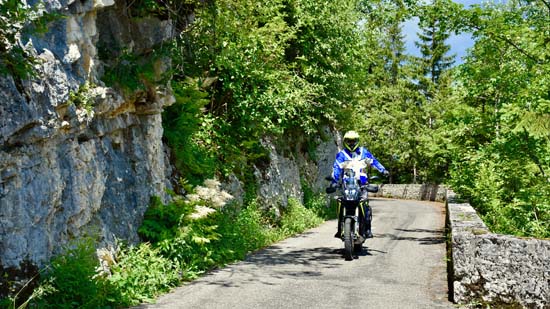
[446, 191, 550, 308]
[372, 183, 446, 202]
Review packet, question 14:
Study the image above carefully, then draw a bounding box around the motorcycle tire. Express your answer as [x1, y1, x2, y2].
[354, 243, 362, 254]
[344, 218, 353, 261]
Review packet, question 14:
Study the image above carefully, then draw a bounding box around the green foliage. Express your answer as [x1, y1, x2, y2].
[170, 0, 370, 137]
[347, 0, 549, 237]
[138, 196, 195, 243]
[24, 238, 181, 308]
[124, 0, 197, 21]
[207, 203, 277, 262]
[302, 179, 337, 220]
[0, 0, 35, 77]
[30, 238, 112, 308]
[101, 49, 164, 94]
[413, 0, 459, 88]
[0, 0, 61, 78]
[138, 184, 328, 282]
[449, 139, 550, 238]
[444, 0, 550, 238]
[162, 80, 218, 184]
[67, 82, 96, 112]
[279, 198, 323, 236]
[106, 243, 180, 306]
[126, 0, 168, 18]
[1, 271, 55, 309]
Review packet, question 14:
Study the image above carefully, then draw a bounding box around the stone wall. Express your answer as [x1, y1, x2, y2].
[373, 185, 549, 307]
[446, 191, 550, 308]
[372, 183, 446, 202]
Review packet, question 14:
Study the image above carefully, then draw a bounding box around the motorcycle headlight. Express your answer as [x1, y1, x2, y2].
[344, 188, 359, 200]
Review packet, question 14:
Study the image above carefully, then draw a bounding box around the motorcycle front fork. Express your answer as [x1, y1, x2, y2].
[337, 202, 370, 237]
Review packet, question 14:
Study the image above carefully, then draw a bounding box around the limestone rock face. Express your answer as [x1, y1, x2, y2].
[0, 0, 174, 274]
[255, 137, 303, 209]
[251, 129, 338, 211]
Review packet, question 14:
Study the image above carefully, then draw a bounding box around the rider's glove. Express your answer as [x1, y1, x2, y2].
[326, 182, 338, 194]
[383, 170, 390, 177]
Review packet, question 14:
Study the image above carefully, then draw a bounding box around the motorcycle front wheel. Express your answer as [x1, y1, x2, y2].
[344, 218, 353, 260]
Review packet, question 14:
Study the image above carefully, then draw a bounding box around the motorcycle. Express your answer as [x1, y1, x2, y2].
[326, 159, 379, 260]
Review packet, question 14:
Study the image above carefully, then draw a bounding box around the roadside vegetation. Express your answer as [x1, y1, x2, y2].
[3, 185, 332, 307]
[1, 0, 549, 307]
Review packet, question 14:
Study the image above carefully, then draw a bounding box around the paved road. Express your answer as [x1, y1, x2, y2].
[139, 198, 453, 309]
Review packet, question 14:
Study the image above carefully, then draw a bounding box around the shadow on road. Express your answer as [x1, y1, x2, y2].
[188, 246, 344, 289]
[244, 246, 342, 267]
[377, 228, 445, 245]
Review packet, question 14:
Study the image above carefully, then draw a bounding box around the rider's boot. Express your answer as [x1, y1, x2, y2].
[334, 227, 342, 238]
[363, 203, 373, 238]
[359, 188, 370, 237]
[334, 221, 342, 238]
[365, 229, 373, 238]
[335, 205, 343, 238]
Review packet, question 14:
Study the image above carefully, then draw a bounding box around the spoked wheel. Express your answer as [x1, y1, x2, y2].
[343, 218, 353, 261]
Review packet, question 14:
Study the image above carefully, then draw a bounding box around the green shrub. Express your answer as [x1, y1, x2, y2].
[150, 202, 278, 278]
[449, 144, 550, 239]
[101, 49, 161, 94]
[138, 183, 329, 283]
[138, 196, 195, 243]
[162, 81, 218, 185]
[219, 203, 278, 254]
[30, 238, 112, 308]
[301, 179, 337, 220]
[106, 243, 180, 306]
[0, 0, 58, 78]
[279, 198, 323, 237]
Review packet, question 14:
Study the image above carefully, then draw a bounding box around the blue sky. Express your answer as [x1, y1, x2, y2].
[403, 0, 482, 64]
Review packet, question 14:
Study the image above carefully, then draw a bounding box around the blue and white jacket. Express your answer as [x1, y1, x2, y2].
[331, 147, 386, 185]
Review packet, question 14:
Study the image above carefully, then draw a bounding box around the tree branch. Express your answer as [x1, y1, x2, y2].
[539, 0, 550, 13]
[467, 23, 542, 64]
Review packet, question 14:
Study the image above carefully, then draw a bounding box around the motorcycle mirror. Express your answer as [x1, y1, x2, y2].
[370, 176, 380, 181]
[366, 184, 379, 193]
[325, 175, 334, 181]
[326, 187, 337, 194]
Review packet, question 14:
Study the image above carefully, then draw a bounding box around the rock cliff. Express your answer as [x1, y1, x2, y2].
[0, 0, 174, 277]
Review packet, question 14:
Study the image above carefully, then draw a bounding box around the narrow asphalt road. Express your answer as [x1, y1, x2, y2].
[138, 198, 453, 309]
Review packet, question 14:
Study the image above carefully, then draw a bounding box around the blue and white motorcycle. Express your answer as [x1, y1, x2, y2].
[326, 159, 379, 260]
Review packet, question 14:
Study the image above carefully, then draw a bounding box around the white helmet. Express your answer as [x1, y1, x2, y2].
[343, 130, 360, 152]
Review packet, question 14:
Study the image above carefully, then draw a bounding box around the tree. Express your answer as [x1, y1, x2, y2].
[356, 0, 431, 183]
[447, 0, 550, 237]
[413, 0, 459, 99]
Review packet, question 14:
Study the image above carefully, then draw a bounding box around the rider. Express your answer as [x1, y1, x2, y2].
[329, 130, 389, 239]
